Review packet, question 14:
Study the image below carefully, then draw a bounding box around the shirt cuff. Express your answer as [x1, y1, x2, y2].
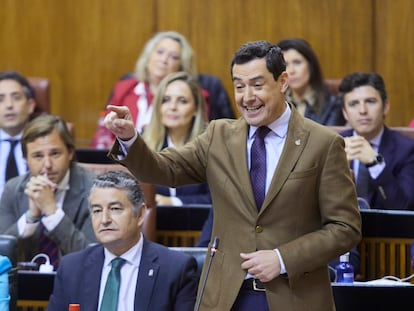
[368, 161, 385, 179]
[274, 248, 287, 274]
[117, 131, 138, 155]
[18, 214, 38, 238]
[170, 197, 183, 206]
[41, 208, 65, 231]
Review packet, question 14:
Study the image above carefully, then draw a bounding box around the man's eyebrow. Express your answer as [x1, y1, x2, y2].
[233, 75, 265, 82]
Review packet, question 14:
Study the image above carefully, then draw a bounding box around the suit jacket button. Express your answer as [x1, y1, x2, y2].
[255, 225, 263, 233]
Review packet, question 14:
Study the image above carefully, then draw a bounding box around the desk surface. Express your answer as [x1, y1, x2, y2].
[332, 281, 414, 311]
[18, 270, 55, 301]
[360, 209, 414, 238]
[157, 204, 211, 230]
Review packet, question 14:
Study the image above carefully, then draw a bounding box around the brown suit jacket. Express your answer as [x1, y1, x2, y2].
[109, 107, 361, 311]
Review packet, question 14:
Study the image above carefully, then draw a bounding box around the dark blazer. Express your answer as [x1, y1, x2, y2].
[110, 106, 361, 311]
[47, 238, 199, 311]
[197, 73, 235, 120]
[342, 127, 414, 210]
[196, 208, 213, 247]
[304, 93, 345, 126]
[0, 163, 97, 262]
[156, 184, 212, 205]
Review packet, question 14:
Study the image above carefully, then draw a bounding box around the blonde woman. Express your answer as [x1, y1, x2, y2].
[143, 71, 211, 206]
[92, 31, 233, 148]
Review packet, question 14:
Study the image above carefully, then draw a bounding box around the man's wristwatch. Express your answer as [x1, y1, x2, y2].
[365, 153, 384, 168]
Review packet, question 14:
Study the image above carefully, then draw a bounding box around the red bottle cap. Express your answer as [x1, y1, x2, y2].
[69, 304, 80, 311]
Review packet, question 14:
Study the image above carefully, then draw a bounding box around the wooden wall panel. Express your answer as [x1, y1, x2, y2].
[375, 0, 414, 126]
[0, 0, 411, 145]
[156, 0, 374, 118]
[0, 0, 155, 146]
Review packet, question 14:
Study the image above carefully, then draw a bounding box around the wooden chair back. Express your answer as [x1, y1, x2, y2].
[359, 237, 414, 281]
[27, 77, 50, 117]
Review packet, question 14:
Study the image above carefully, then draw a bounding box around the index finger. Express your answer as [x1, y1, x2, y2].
[106, 105, 130, 118]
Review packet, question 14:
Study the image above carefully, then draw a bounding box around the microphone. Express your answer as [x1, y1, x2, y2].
[195, 236, 219, 311]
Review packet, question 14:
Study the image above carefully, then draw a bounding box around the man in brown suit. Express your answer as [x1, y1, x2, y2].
[104, 41, 361, 311]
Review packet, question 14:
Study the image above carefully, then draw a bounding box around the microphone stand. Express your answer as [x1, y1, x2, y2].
[195, 237, 219, 311]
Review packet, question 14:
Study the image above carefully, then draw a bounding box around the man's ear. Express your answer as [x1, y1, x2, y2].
[28, 98, 36, 115]
[137, 203, 148, 227]
[279, 71, 289, 93]
[383, 100, 390, 116]
[342, 107, 349, 123]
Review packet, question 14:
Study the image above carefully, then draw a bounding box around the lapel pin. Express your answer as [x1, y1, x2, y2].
[295, 139, 301, 146]
[148, 269, 154, 277]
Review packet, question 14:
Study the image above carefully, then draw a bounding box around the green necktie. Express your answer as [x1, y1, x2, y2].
[100, 257, 126, 311]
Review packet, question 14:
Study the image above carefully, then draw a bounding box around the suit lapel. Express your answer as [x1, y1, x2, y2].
[378, 127, 395, 161]
[226, 120, 257, 210]
[261, 108, 309, 212]
[17, 176, 30, 216]
[82, 246, 104, 309]
[135, 239, 160, 311]
[62, 165, 86, 220]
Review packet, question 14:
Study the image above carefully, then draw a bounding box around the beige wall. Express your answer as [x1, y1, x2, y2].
[0, 0, 412, 146]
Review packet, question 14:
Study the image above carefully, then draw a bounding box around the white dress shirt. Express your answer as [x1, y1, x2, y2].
[99, 234, 143, 311]
[134, 82, 153, 134]
[246, 103, 291, 276]
[0, 129, 27, 197]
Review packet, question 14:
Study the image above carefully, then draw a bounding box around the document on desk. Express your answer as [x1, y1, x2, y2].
[361, 279, 414, 286]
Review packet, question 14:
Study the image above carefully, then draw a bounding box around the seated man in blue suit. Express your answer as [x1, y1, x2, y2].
[339, 72, 414, 211]
[47, 170, 198, 311]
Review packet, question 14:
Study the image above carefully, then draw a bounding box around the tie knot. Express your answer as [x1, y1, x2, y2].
[256, 126, 271, 140]
[7, 139, 18, 148]
[111, 257, 126, 271]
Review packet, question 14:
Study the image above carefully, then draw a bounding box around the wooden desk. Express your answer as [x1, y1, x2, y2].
[359, 209, 414, 281]
[17, 270, 55, 311]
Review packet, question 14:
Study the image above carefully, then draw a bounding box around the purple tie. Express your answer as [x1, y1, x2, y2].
[250, 126, 271, 210]
[39, 222, 59, 268]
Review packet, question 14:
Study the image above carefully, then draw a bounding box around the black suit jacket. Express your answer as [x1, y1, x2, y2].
[47, 238, 199, 311]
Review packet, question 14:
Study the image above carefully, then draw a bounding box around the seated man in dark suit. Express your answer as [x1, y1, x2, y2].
[47, 170, 198, 311]
[339, 72, 414, 210]
[0, 114, 96, 268]
[0, 71, 36, 198]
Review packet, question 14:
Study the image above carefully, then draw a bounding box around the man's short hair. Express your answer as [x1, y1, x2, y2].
[21, 114, 75, 158]
[339, 72, 388, 107]
[230, 40, 286, 81]
[90, 170, 145, 215]
[0, 70, 35, 100]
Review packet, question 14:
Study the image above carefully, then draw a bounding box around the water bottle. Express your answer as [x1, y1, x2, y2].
[335, 252, 354, 283]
